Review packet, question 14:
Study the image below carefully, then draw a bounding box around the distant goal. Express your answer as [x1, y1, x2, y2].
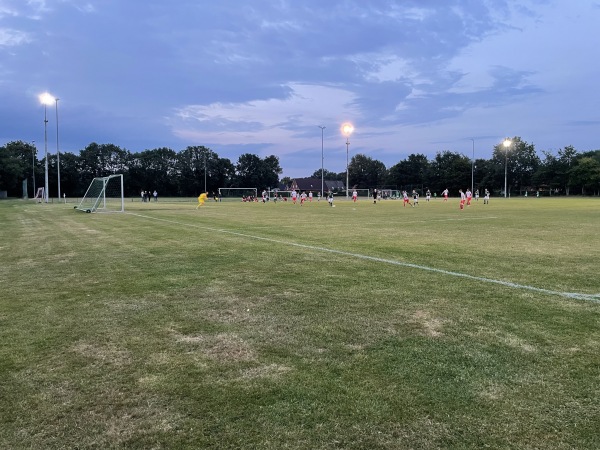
[218, 187, 257, 201]
[75, 174, 125, 213]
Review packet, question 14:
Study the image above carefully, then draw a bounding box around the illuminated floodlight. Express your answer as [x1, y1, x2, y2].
[39, 92, 55, 105]
[341, 122, 354, 136]
[341, 123, 354, 199]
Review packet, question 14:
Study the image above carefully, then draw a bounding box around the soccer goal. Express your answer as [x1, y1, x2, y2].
[351, 188, 370, 199]
[75, 174, 124, 213]
[218, 187, 257, 201]
[33, 187, 45, 203]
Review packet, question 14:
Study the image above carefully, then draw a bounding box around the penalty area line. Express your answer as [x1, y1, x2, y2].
[128, 212, 600, 304]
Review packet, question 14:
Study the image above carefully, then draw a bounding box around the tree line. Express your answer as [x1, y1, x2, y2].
[1, 138, 599, 198]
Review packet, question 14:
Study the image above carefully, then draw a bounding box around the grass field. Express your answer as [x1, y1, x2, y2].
[1, 196, 599, 449]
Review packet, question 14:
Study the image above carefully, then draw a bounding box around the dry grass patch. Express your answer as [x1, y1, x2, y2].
[72, 341, 133, 367]
[171, 329, 256, 362]
[468, 327, 538, 353]
[410, 310, 446, 337]
[239, 363, 293, 380]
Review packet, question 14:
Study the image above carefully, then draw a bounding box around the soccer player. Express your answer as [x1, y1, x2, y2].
[402, 190, 412, 207]
[442, 188, 449, 201]
[466, 188, 472, 206]
[412, 190, 419, 206]
[308, 191, 313, 202]
[425, 189, 431, 202]
[352, 189, 358, 202]
[459, 189, 466, 210]
[300, 191, 307, 205]
[291, 189, 298, 204]
[484, 188, 490, 204]
[327, 191, 334, 207]
[475, 189, 479, 201]
[196, 192, 208, 209]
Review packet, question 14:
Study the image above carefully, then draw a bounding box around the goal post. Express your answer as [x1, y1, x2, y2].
[218, 187, 257, 201]
[75, 174, 124, 213]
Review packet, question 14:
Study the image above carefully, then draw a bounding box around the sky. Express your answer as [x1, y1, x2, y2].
[1, 0, 599, 179]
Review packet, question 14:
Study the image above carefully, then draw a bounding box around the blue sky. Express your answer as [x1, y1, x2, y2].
[1, 0, 599, 178]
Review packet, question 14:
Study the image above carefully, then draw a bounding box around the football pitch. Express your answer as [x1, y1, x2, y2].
[1, 196, 599, 449]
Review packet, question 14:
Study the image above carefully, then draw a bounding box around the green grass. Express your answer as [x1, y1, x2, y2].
[1, 196, 599, 449]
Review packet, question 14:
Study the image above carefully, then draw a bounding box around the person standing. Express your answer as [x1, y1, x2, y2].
[412, 190, 419, 206]
[153, 190, 158, 202]
[475, 189, 479, 202]
[372, 188, 378, 204]
[442, 188, 449, 201]
[483, 188, 490, 204]
[425, 189, 431, 202]
[459, 189, 466, 210]
[352, 189, 358, 203]
[466, 188, 472, 206]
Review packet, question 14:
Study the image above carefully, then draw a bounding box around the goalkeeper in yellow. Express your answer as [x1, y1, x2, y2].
[196, 192, 208, 209]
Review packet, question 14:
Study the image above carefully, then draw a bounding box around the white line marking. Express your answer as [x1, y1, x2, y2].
[128, 212, 600, 304]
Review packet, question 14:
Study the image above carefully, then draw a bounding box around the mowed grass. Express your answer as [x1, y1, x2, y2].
[1, 196, 599, 449]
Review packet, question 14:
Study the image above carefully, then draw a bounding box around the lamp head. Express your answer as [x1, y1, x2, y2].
[39, 92, 55, 105]
[341, 123, 354, 137]
[503, 138, 512, 148]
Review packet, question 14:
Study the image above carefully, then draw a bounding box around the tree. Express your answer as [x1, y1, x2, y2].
[568, 157, 600, 195]
[175, 146, 213, 196]
[311, 168, 338, 180]
[511, 139, 540, 194]
[129, 148, 179, 196]
[78, 143, 130, 180]
[348, 154, 387, 189]
[233, 153, 281, 190]
[56, 152, 82, 197]
[210, 157, 235, 191]
[430, 151, 471, 194]
[557, 145, 578, 195]
[386, 153, 429, 191]
[260, 155, 283, 189]
[0, 141, 34, 197]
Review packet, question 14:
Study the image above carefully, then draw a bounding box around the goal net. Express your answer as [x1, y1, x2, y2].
[218, 187, 257, 201]
[75, 174, 124, 213]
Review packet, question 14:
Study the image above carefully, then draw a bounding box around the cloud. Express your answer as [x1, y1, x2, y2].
[0, 28, 31, 46]
[170, 83, 359, 154]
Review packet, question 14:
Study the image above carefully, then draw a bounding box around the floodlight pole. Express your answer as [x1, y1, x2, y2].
[345, 137, 350, 200]
[55, 98, 61, 200]
[43, 103, 49, 203]
[503, 138, 512, 198]
[470, 138, 475, 193]
[318, 126, 325, 197]
[204, 153, 207, 193]
[32, 141, 36, 197]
